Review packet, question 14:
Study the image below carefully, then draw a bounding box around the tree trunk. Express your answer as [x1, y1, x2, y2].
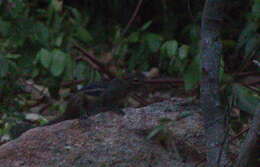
[234, 105, 260, 167]
[200, 0, 227, 166]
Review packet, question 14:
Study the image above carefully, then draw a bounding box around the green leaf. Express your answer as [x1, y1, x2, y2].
[237, 23, 257, 49]
[50, 49, 67, 77]
[7, 61, 18, 73]
[176, 111, 192, 120]
[38, 49, 52, 69]
[168, 58, 184, 74]
[128, 32, 140, 43]
[75, 62, 88, 80]
[146, 125, 165, 140]
[63, 54, 75, 80]
[140, 21, 152, 31]
[113, 27, 122, 43]
[245, 36, 259, 58]
[75, 27, 93, 43]
[189, 25, 200, 43]
[252, 0, 260, 19]
[114, 44, 128, 59]
[31, 23, 49, 45]
[178, 45, 189, 60]
[0, 56, 9, 78]
[222, 40, 236, 49]
[68, 7, 82, 23]
[50, 0, 63, 12]
[221, 73, 234, 84]
[0, 20, 11, 36]
[232, 84, 260, 115]
[54, 34, 64, 47]
[183, 56, 201, 90]
[32, 68, 39, 78]
[143, 33, 162, 52]
[128, 44, 147, 70]
[34, 51, 41, 65]
[5, 54, 21, 59]
[161, 40, 178, 58]
[92, 71, 101, 82]
[159, 118, 173, 124]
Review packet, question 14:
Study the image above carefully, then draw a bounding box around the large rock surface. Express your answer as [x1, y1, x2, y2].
[0, 98, 205, 167]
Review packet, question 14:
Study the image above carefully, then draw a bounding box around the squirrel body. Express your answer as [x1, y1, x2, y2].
[46, 73, 144, 125]
[9, 73, 144, 138]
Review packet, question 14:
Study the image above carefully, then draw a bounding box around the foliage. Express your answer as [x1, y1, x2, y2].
[236, 0, 260, 70]
[0, 0, 96, 136]
[0, 0, 259, 139]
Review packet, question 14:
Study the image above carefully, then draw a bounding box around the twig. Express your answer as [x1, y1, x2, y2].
[229, 127, 249, 144]
[233, 71, 259, 77]
[239, 50, 257, 72]
[121, 0, 144, 37]
[144, 78, 184, 85]
[131, 94, 148, 106]
[73, 43, 115, 79]
[241, 84, 260, 94]
[111, 0, 144, 56]
[187, 0, 195, 22]
[61, 79, 85, 87]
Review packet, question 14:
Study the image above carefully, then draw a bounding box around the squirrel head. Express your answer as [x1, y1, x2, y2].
[121, 72, 146, 85]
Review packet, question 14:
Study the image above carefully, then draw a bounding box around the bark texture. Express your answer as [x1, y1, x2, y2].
[200, 0, 227, 166]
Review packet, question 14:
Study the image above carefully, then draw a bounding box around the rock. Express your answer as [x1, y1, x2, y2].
[0, 98, 205, 167]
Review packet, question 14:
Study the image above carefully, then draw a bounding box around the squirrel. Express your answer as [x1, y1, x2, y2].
[46, 73, 145, 126]
[9, 73, 144, 138]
